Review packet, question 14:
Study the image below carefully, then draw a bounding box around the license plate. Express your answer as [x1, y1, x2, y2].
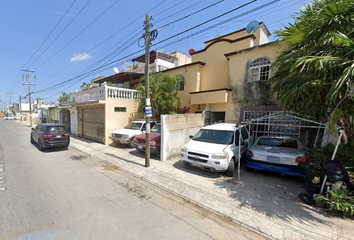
[56, 135, 62, 138]
[138, 145, 143, 150]
[267, 156, 280, 162]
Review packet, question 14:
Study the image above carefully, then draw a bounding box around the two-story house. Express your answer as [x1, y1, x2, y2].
[161, 22, 282, 125]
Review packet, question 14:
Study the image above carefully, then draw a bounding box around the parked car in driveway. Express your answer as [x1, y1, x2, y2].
[245, 135, 308, 177]
[134, 123, 161, 158]
[180, 123, 252, 177]
[111, 119, 159, 147]
[31, 123, 70, 151]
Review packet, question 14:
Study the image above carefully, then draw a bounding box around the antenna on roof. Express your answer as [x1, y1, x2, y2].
[246, 20, 259, 34]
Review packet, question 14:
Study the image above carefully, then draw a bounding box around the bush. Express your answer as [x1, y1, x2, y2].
[302, 142, 354, 188]
[300, 142, 354, 218]
[316, 188, 354, 218]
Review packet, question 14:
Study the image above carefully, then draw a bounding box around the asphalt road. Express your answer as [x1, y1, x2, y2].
[0, 120, 267, 240]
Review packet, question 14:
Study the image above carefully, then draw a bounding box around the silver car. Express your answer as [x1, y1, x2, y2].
[245, 136, 308, 177]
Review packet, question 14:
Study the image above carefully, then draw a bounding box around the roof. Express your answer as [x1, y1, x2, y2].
[93, 71, 143, 84]
[224, 41, 280, 59]
[132, 50, 157, 63]
[204, 22, 270, 44]
[162, 61, 206, 73]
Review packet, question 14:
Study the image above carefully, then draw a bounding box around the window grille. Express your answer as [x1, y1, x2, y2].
[177, 75, 185, 91]
[248, 58, 271, 82]
[114, 107, 126, 112]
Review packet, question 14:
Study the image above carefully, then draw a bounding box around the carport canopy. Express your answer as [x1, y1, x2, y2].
[245, 112, 328, 148]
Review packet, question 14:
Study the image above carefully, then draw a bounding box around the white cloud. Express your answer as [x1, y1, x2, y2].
[70, 53, 92, 63]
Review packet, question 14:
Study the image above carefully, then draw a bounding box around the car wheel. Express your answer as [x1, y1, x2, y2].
[226, 158, 235, 177]
[38, 139, 44, 151]
[156, 146, 160, 159]
[30, 134, 34, 144]
[128, 138, 134, 148]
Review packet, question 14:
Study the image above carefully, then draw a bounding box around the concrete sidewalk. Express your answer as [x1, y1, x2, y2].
[68, 135, 353, 240]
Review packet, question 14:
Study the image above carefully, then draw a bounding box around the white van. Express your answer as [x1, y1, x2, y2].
[180, 123, 252, 176]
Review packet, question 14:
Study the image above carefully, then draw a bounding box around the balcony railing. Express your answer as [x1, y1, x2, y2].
[72, 85, 139, 103]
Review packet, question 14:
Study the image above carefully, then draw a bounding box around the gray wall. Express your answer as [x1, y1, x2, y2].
[160, 113, 204, 162]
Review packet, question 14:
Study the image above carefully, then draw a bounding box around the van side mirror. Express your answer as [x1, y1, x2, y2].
[189, 135, 194, 139]
[31, 128, 34, 130]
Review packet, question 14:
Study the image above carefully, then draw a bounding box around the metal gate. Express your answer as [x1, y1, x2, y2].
[244, 112, 328, 148]
[79, 108, 105, 143]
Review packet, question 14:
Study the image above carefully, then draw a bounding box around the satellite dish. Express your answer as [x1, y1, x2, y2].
[246, 20, 259, 34]
[189, 49, 195, 55]
[113, 67, 119, 73]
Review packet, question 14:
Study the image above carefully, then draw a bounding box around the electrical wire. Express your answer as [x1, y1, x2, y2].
[27, 0, 292, 102]
[8, 1, 77, 94]
[35, 0, 168, 88]
[23, 0, 77, 69]
[33, 0, 260, 96]
[33, 0, 121, 70]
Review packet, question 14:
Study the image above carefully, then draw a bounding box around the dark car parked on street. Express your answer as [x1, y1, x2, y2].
[31, 123, 70, 151]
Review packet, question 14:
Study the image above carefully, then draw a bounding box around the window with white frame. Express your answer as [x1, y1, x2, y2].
[248, 57, 271, 82]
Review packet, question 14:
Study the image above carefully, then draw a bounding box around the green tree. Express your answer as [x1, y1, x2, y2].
[58, 92, 70, 104]
[270, 0, 354, 139]
[135, 72, 182, 119]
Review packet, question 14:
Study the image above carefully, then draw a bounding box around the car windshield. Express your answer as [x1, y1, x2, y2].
[257, 138, 298, 148]
[125, 122, 142, 130]
[151, 125, 161, 133]
[192, 129, 234, 144]
[47, 126, 68, 134]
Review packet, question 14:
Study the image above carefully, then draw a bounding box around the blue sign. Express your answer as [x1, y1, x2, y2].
[145, 106, 152, 117]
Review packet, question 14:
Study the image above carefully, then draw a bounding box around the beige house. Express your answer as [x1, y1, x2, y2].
[163, 22, 283, 124]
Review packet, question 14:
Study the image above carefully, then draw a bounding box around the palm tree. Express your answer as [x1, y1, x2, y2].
[58, 92, 70, 104]
[135, 73, 182, 119]
[270, 0, 354, 139]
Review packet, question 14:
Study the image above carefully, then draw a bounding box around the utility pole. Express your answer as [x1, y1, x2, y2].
[19, 95, 22, 122]
[7, 93, 13, 114]
[144, 14, 151, 168]
[22, 69, 36, 127]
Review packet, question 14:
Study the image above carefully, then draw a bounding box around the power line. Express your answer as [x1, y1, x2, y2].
[9, 1, 77, 95]
[155, 0, 280, 50]
[158, 0, 227, 29]
[33, 0, 260, 96]
[150, 0, 259, 47]
[28, 0, 92, 69]
[35, 0, 168, 87]
[34, 0, 121, 70]
[23, 0, 77, 69]
[31, 0, 282, 101]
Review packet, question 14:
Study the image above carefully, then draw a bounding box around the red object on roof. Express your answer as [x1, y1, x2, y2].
[189, 49, 195, 55]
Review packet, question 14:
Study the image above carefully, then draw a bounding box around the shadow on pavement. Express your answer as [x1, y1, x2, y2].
[172, 158, 332, 225]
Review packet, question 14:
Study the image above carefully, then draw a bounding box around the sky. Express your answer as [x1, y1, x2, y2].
[0, 0, 311, 108]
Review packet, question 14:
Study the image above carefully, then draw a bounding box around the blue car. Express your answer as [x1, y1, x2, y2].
[245, 136, 308, 177]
